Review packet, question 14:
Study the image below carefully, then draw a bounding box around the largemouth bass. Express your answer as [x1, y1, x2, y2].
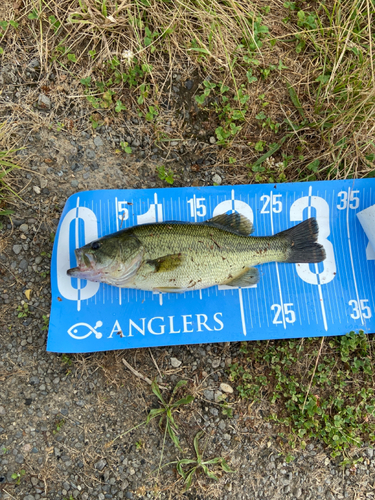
[67, 214, 325, 292]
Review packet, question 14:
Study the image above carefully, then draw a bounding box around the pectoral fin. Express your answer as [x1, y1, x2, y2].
[224, 267, 259, 287]
[147, 253, 184, 273]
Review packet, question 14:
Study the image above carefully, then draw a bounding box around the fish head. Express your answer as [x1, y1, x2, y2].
[67, 231, 144, 286]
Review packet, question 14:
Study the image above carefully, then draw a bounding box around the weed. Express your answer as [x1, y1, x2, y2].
[89, 116, 104, 130]
[147, 379, 194, 451]
[115, 100, 127, 113]
[53, 419, 65, 434]
[156, 165, 174, 185]
[220, 401, 234, 418]
[61, 354, 72, 365]
[107, 379, 194, 452]
[120, 142, 132, 154]
[230, 332, 375, 456]
[42, 315, 49, 331]
[176, 431, 235, 490]
[17, 303, 29, 318]
[11, 469, 25, 485]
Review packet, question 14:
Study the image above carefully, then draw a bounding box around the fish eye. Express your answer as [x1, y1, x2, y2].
[91, 241, 101, 250]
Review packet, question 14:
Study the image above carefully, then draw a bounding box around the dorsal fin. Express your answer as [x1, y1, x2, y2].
[204, 213, 254, 236]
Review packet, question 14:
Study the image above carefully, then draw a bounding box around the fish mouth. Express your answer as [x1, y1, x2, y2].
[67, 249, 103, 281]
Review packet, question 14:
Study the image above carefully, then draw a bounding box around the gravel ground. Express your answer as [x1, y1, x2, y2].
[1, 66, 375, 499]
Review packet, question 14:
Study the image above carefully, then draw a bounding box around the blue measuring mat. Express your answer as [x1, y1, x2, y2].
[47, 179, 375, 353]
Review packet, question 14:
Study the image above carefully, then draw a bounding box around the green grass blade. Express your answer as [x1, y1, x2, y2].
[252, 135, 291, 168]
[286, 82, 305, 119]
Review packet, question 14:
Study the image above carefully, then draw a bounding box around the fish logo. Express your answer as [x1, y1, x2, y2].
[67, 321, 103, 340]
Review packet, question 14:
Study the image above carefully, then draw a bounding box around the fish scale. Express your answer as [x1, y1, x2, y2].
[130, 223, 289, 291]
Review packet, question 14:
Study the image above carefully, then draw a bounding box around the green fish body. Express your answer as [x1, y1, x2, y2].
[67, 214, 325, 292]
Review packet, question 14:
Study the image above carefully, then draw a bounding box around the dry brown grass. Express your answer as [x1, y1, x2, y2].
[0, 0, 374, 180]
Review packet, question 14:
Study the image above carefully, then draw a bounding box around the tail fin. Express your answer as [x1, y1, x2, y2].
[277, 217, 326, 264]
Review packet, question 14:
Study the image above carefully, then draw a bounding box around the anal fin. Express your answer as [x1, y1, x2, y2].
[225, 267, 259, 287]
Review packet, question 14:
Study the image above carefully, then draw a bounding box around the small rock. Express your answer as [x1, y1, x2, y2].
[214, 391, 223, 402]
[34, 256, 42, 264]
[170, 141, 178, 146]
[12, 245, 22, 255]
[93, 136, 104, 147]
[212, 174, 222, 185]
[19, 259, 28, 271]
[218, 420, 226, 430]
[185, 80, 193, 90]
[19, 223, 29, 233]
[209, 136, 216, 144]
[89, 161, 99, 171]
[170, 357, 182, 368]
[28, 58, 40, 70]
[33, 186, 41, 194]
[223, 433, 231, 440]
[86, 149, 96, 159]
[220, 383, 233, 394]
[37, 94, 51, 110]
[211, 359, 220, 369]
[21, 443, 32, 453]
[71, 180, 79, 188]
[0, 406, 5, 415]
[367, 448, 374, 459]
[15, 453, 24, 464]
[40, 178, 48, 189]
[203, 389, 214, 401]
[95, 458, 107, 470]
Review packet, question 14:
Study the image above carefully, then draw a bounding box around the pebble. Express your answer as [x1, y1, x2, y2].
[211, 359, 221, 369]
[212, 174, 222, 185]
[19, 224, 29, 233]
[185, 80, 193, 90]
[71, 180, 79, 188]
[203, 389, 214, 401]
[95, 459, 107, 470]
[209, 136, 216, 144]
[86, 149, 96, 159]
[12, 244, 22, 255]
[170, 357, 182, 368]
[19, 259, 28, 271]
[28, 57, 40, 70]
[33, 186, 41, 194]
[37, 94, 51, 110]
[94, 136, 104, 147]
[0, 406, 5, 415]
[220, 383, 234, 394]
